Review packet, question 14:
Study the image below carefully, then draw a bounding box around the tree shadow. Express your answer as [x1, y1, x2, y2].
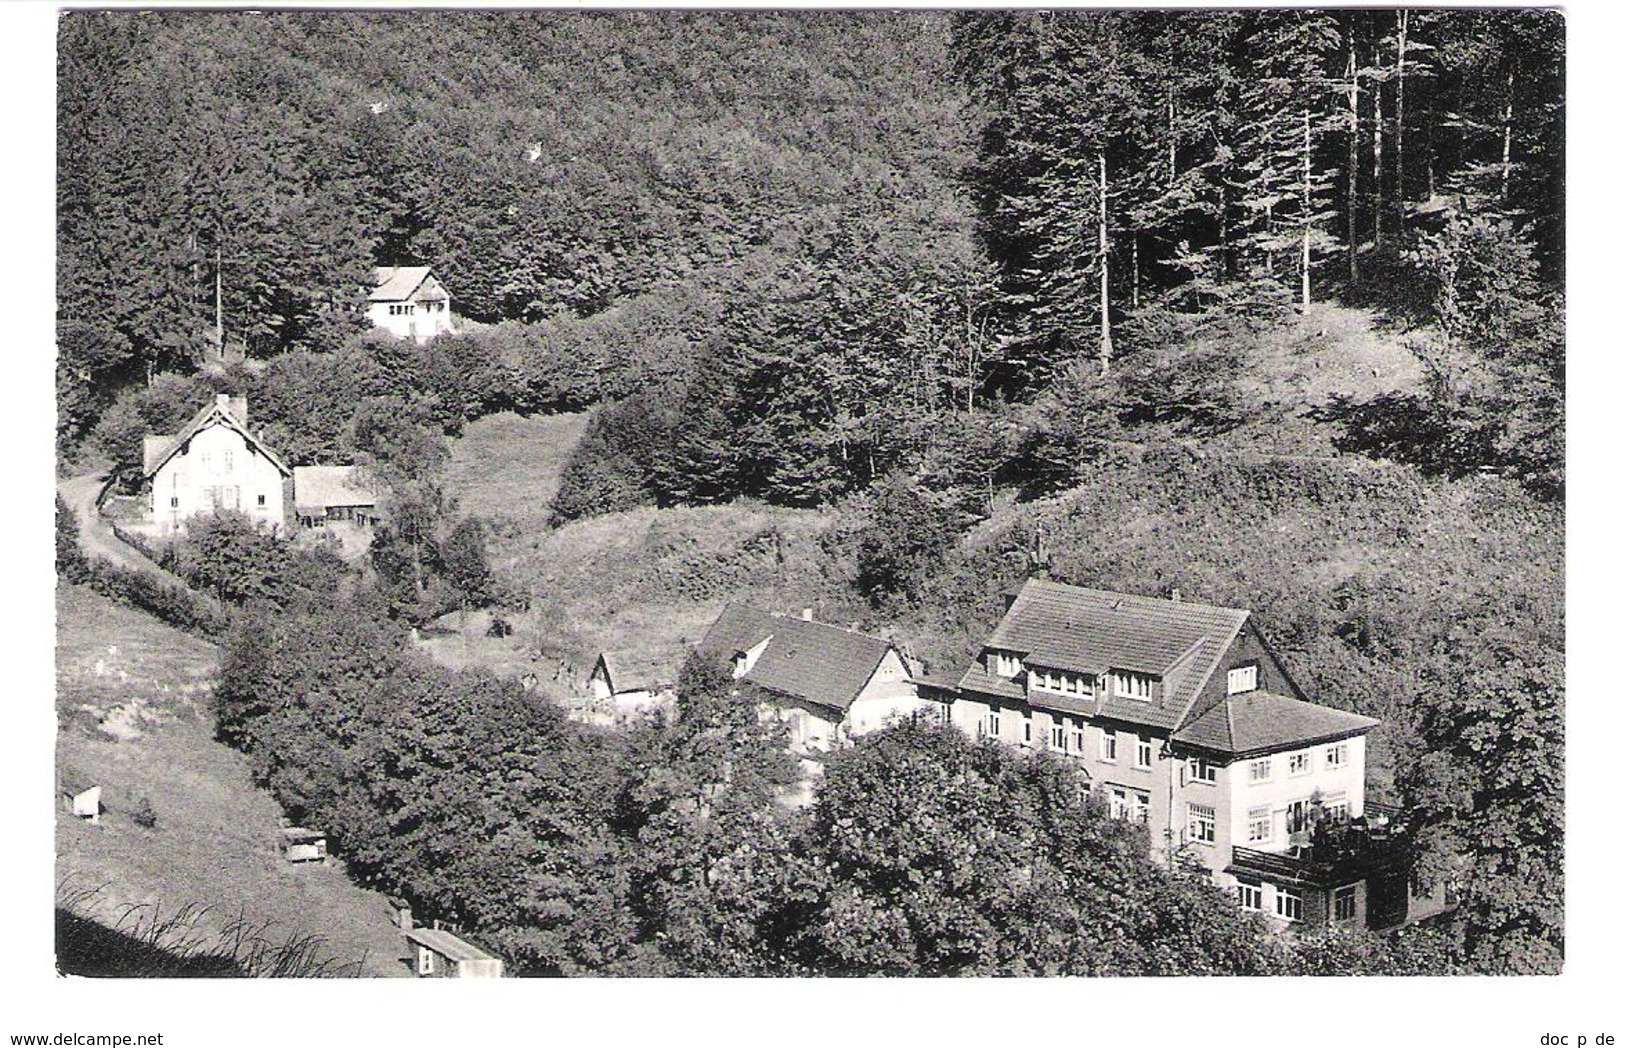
[1309, 392, 1494, 481]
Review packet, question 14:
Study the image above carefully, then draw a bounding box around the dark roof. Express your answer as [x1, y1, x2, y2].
[1170, 690, 1379, 757]
[142, 396, 292, 479]
[696, 604, 900, 712]
[958, 579, 1249, 731]
[597, 650, 680, 694]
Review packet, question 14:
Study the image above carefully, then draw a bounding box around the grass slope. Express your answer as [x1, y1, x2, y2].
[443, 411, 591, 533]
[55, 584, 411, 977]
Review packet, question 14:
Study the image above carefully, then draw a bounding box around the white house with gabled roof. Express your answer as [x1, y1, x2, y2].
[367, 266, 454, 343]
[142, 394, 291, 535]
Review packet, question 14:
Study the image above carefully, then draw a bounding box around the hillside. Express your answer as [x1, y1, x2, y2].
[55, 584, 410, 976]
[442, 410, 590, 534]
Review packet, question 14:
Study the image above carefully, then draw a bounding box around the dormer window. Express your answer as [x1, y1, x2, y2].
[1109, 671, 1154, 702]
[990, 651, 1024, 678]
[1227, 664, 1259, 695]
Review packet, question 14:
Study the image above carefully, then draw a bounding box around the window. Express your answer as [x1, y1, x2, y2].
[418, 947, 434, 975]
[1334, 886, 1357, 923]
[1188, 803, 1216, 844]
[1187, 757, 1217, 784]
[1248, 759, 1272, 783]
[1021, 714, 1033, 747]
[1135, 736, 1153, 769]
[980, 709, 1001, 739]
[169, 496, 179, 508]
[1227, 664, 1259, 694]
[1275, 887, 1303, 922]
[1110, 672, 1154, 701]
[1110, 786, 1150, 823]
[1063, 674, 1079, 694]
[1100, 730, 1118, 762]
[991, 651, 1023, 678]
[1286, 799, 1312, 835]
[1326, 742, 1349, 769]
[1322, 793, 1349, 824]
[1288, 752, 1310, 776]
[1072, 727, 1086, 753]
[1050, 723, 1067, 751]
[1236, 882, 1263, 911]
[222, 449, 233, 471]
[256, 493, 266, 507]
[1247, 805, 1272, 844]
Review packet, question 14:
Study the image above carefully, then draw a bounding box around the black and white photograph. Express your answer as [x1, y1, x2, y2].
[8, 0, 1604, 1040]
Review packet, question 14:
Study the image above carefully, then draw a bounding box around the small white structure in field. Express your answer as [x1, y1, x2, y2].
[63, 783, 101, 825]
[367, 266, 454, 343]
[403, 928, 504, 978]
[282, 827, 328, 864]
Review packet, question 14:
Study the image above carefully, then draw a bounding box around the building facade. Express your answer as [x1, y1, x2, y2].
[142, 395, 292, 535]
[367, 266, 454, 343]
[951, 578, 1425, 932]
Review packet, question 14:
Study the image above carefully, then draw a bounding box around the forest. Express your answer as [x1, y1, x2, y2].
[56, 9, 1564, 976]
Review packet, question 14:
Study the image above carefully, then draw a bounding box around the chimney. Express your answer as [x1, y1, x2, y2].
[1170, 587, 1182, 603]
[801, 607, 814, 621]
[215, 393, 248, 425]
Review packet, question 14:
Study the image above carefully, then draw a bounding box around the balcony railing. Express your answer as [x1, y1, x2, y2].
[1230, 808, 1416, 888]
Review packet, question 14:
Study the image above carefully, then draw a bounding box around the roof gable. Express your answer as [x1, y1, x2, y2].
[143, 397, 291, 479]
[370, 265, 436, 302]
[696, 604, 900, 712]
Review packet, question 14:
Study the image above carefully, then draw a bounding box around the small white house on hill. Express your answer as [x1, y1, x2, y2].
[142, 394, 291, 535]
[368, 266, 454, 343]
[696, 605, 941, 756]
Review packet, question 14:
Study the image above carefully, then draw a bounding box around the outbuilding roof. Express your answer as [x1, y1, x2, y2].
[1171, 690, 1380, 757]
[141, 395, 291, 480]
[596, 650, 681, 695]
[402, 928, 498, 963]
[370, 266, 445, 303]
[696, 604, 903, 713]
[293, 465, 377, 513]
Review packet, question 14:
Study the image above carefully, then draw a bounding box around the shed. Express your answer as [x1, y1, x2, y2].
[403, 927, 504, 978]
[62, 783, 101, 825]
[282, 827, 328, 864]
[293, 465, 379, 528]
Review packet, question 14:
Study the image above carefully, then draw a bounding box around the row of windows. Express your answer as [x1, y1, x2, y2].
[1242, 793, 1351, 844]
[977, 710, 1157, 769]
[1235, 881, 1358, 924]
[1246, 742, 1350, 785]
[987, 652, 1155, 703]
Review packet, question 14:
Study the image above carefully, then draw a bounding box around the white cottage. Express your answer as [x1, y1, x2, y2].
[696, 605, 941, 756]
[367, 266, 454, 343]
[142, 395, 291, 535]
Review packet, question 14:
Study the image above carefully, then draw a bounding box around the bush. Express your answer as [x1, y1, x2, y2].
[56, 495, 91, 583]
[87, 559, 227, 636]
[131, 796, 159, 829]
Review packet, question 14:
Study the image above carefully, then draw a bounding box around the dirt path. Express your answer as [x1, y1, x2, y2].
[57, 471, 175, 577]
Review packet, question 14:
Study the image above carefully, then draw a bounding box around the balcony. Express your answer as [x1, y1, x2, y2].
[1229, 804, 1416, 889]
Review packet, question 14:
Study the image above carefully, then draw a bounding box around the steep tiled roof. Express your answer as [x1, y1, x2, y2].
[696, 604, 900, 713]
[293, 465, 377, 512]
[1171, 690, 1379, 757]
[142, 396, 291, 479]
[959, 579, 1249, 731]
[370, 266, 440, 302]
